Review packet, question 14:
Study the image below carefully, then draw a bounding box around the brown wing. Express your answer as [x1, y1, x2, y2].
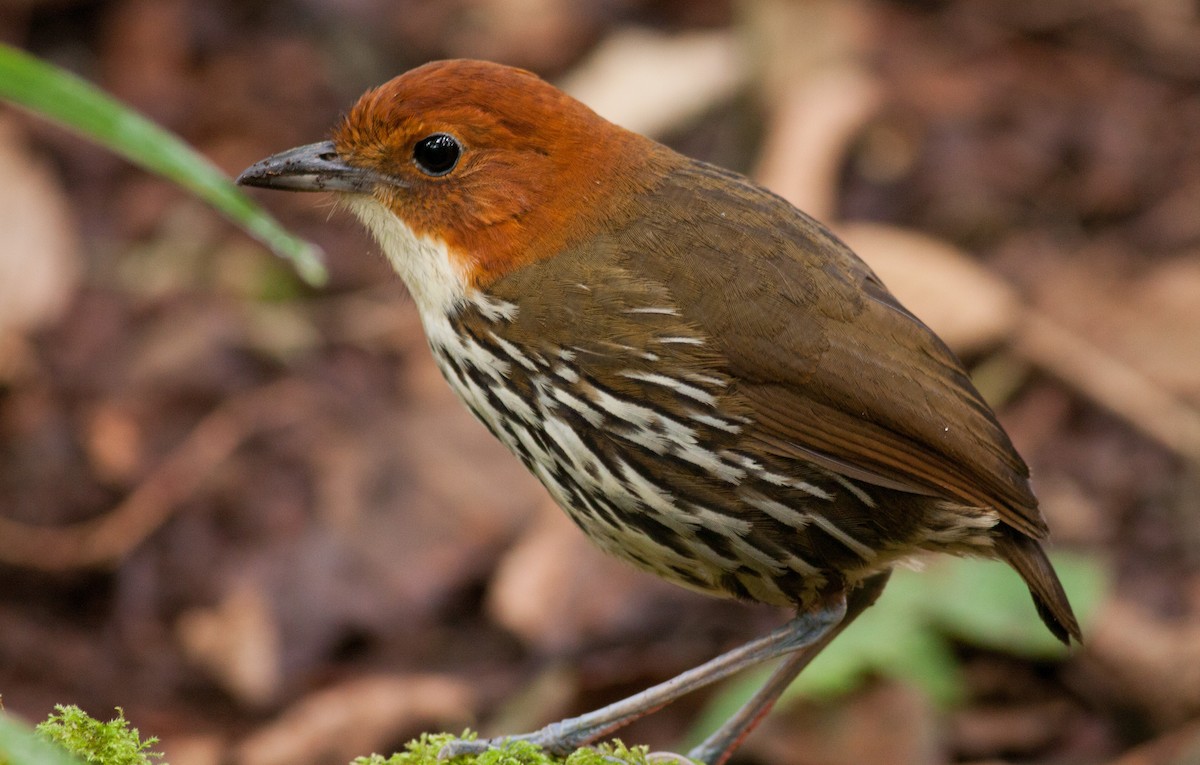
[624, 159, 1048, 540]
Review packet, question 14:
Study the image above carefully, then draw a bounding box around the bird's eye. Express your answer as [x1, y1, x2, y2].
[412, 133, 461, 176]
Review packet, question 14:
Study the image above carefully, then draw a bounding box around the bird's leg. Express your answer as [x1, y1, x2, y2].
[686, 572, 892, 765]
[438, 598, 849, 760]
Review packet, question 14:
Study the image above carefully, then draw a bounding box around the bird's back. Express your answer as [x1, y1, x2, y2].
[444, 155, 1079, 642]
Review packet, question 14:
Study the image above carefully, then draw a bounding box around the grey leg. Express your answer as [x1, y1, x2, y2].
[438, 597, 849, 760]
[686, 572, 892, 765]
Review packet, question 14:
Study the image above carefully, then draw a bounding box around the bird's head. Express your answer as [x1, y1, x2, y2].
[238, 59, 675, 314]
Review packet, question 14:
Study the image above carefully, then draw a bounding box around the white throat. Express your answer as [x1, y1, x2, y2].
[344, 196, 471, 318]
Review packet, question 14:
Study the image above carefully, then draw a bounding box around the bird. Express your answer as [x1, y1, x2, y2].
[238, 59, 1080, 765]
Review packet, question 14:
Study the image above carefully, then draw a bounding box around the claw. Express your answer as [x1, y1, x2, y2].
[436, 727, 590, 761]
[437, 734, 568, 760]
[437, 739, 492, 760]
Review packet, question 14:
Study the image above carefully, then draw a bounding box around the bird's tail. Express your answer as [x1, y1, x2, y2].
[994, 527, 1082, 645]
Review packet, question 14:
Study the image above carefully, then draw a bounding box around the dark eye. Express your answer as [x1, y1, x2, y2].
[412, 133, 461, 176]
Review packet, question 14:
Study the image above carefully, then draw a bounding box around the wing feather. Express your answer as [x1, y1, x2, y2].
[624, 160, 1048, 539]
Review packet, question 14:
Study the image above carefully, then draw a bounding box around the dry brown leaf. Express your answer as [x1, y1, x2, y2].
[485, 503, 580, 650]
[158, 734, 226, 765]
[1015, 313, 1200, 459]
[753, 67, 882, 222]
[0, 116, 80, 337]
[442, 0, 593, 73]
[0, 379, 317, 570]
[84, 402, 146, 485]
[560, 27, 746, 139]
[1103, 719, 1200, 765]
[744, 0, 880, 220]
[744, 0, 875, 97]
[486, 500, 681, 655]
[743, 680, 941, 765]
[1087, 596, 1200, 726]
[297, 345, 543, 622]
[176, 582, 283, 708]
[233, 674, 474, 765]
[1023, 254, 1200, 400]
[951, 700, 1076, 761]
[1003, 251, 1200, 458]
[1098, 257, 1200, 400]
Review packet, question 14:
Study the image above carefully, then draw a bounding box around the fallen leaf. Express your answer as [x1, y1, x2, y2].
[486, 500, 682, 655]
[233, 674, 474, 765]
[561, 27, 746, 139]
[0, 116, 80, 338]
[176, 581, 283, 708]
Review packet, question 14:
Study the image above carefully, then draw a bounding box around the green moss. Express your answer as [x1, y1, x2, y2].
[353, 733, 656, 765]
[22, 710, 659, 765]
[35, 706, 160, 765]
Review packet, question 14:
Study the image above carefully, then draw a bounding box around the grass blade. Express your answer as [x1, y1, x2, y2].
[0, 43, 326, 286]
[0, 714, 83, 765]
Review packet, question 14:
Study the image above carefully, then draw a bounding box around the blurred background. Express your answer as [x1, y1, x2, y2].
[2, 1, 1200, 763]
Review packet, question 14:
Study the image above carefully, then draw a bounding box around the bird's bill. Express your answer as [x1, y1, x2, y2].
[236, 140, 394, 193]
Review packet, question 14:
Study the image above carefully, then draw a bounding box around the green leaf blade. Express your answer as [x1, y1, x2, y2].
[0, 43, 326, 285]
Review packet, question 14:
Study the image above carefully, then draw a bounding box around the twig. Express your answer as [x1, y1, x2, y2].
[0, 378, 316, 570]
[1013, 313, 1200, 461]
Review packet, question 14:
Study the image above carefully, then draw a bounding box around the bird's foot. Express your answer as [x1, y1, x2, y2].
[437, 605, 851, 763]
[646, 752, 701, 764]
[437, 720, 597, 760]
[438, 734, 699, 764]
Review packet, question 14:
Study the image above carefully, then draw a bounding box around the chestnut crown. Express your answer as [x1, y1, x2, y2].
[331, 60, 676, 286]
